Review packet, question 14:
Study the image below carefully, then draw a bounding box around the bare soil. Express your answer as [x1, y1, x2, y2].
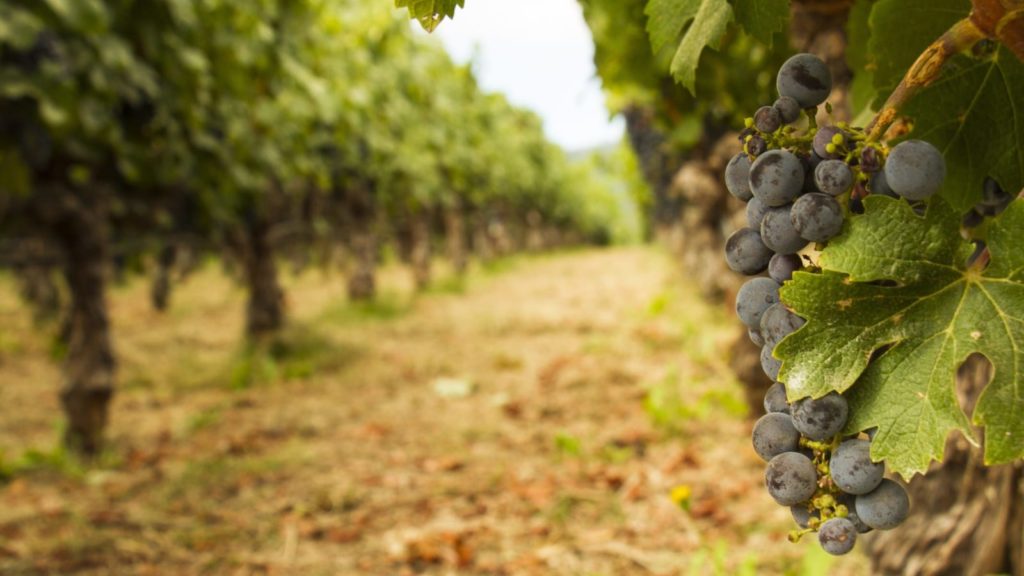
[0, 247, 868, 575]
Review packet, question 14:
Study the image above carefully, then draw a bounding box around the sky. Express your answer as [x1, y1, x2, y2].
[430, 0, 625, 152]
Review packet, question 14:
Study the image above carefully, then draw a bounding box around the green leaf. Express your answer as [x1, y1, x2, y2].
[395, 0, 465, 32]
[645, 0, 734, 91]
[777, 196, 1024, 478]
[868, 0, 968, 95]
[899, 48, 1024, 213]
[732, 0, 787, 47]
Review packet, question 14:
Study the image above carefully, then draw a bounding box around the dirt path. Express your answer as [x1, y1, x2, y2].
[0, 248, 866, 575]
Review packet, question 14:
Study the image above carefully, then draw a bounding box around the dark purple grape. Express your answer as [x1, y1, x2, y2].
[830, 439, 884, 495]
[765, 451, 818, 506]
[752, 412, 801, 461]
[749, 150, 804, 207]
[761, 205, 808, 254]
[813, 126, 847, 160]
[749, 327, 765, 346]
[855, 479, 910, 530]
[725, 153, 753, 201]
[764, 381, 790, 414]
[760, 302, 805, 349]
[746, 196, 769, 228]
[776, 53, 832, 109]
[768, 253, 802, 283]
[814, 160, 854, 196]
[774, 96, 802, 124]
[791, 504, 819, 528]
[736, 277, 781, 328]
[761, 344, 781, 380]
[755, 105, 783, 133]
[819, 517, 857, 555]
[791, 193, 844, 243]
[884, 140, 945, 200]
[869, 171, 898, 198]
[860, 146, 881, 173]
[791, 392, 848, 441]
[725, 228, 774, 275]
[747, 135, 767, 157]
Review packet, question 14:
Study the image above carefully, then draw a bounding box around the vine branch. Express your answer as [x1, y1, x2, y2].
[866, 17, 989, 141]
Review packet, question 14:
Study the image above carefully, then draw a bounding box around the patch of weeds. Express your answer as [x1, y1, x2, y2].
[553, 432, 582, 458]
[425, 275, 467, 295]
[228, 323, 358, 389]
[163, 450, 299, 501]
[686, 540, 758, 576]
[645, 290, 672, 317]
[643, 371, 749, 432]
[321, 290, 411, 324]
[185, 406, 223, 434]
[786, 544, 841, 576]
[479, 255, 523, 276]
[0, 440, 120, 482]
[599, 444, 634, 464]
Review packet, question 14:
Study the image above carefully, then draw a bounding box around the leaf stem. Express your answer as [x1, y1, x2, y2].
[865, 17, 989, 141]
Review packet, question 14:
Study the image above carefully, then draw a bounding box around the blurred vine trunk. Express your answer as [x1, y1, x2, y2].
[526, 210, 544, 252]
[622, 103, 683, 241]
[445, 201, 468, 276]
[867, 355, 1024, 576]
[13, 237, 61, 323]
[472, 213, 495, 263]
[151, 242, 176, 311]
[242, 213, 285, 338]
[42, 188, 115, 455]
[410, 208, 432, 290]
[345, 181, 377, 301]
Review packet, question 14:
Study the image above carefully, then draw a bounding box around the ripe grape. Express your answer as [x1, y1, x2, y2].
[791, 392, 848, 441]
[761, 344, 782, 380]
[764, 381, 790, 414]
[773, 96, 801, 124]
[791, 193, 844, 242]
[746, 196, 769, 228]
[814, 160, 854, 196]
[859, 146, 881, 173]
[813, 126, 847, 160]
[749, 149, 804, 207]
[837, 493, 873, 533]
[755, 105, 782, 133]
[855, 479, 910, 530]
[747, 135, 767, 157]
[801, 153, 823, 193]
[776, 53, 832, 109]
[726, 153, 754, 201]
[830, 439, 884, 495]
[818, 517, 857, 555]
[791, 504, 819, 528]
[760, 302, 805, 349]
[749, 327, 765, 346]
[761, 205, 808, 254]
[765, 452, 818, 506]
[869, 170, 899, 198]
[735, 277, 781, 328]
[752, 412, 801, 461]
[725, 228, 774, 275]
[884, 140, 945, 200]
[768, 253, 802, 283]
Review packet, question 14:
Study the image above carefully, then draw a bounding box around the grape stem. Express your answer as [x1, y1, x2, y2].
[865, 17, 989, 141]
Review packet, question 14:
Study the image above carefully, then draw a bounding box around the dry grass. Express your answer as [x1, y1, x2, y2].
[0, 248, 868, 575]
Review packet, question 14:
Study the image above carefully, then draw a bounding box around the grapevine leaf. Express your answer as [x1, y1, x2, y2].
[644, 0, 733, 91]
[777, 196, 1024, 478]
[868, 0, 967, 95]
[868, 0, 1024, 212]
[900, 48, 1024, 213]
[732, 0, 787, 47]
[395, 0, 465, 32]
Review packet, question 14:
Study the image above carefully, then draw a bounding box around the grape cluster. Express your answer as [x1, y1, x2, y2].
[722, 53, 937, 555]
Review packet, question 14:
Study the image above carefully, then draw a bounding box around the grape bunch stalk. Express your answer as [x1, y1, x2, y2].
[722, 53, 953, 556]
